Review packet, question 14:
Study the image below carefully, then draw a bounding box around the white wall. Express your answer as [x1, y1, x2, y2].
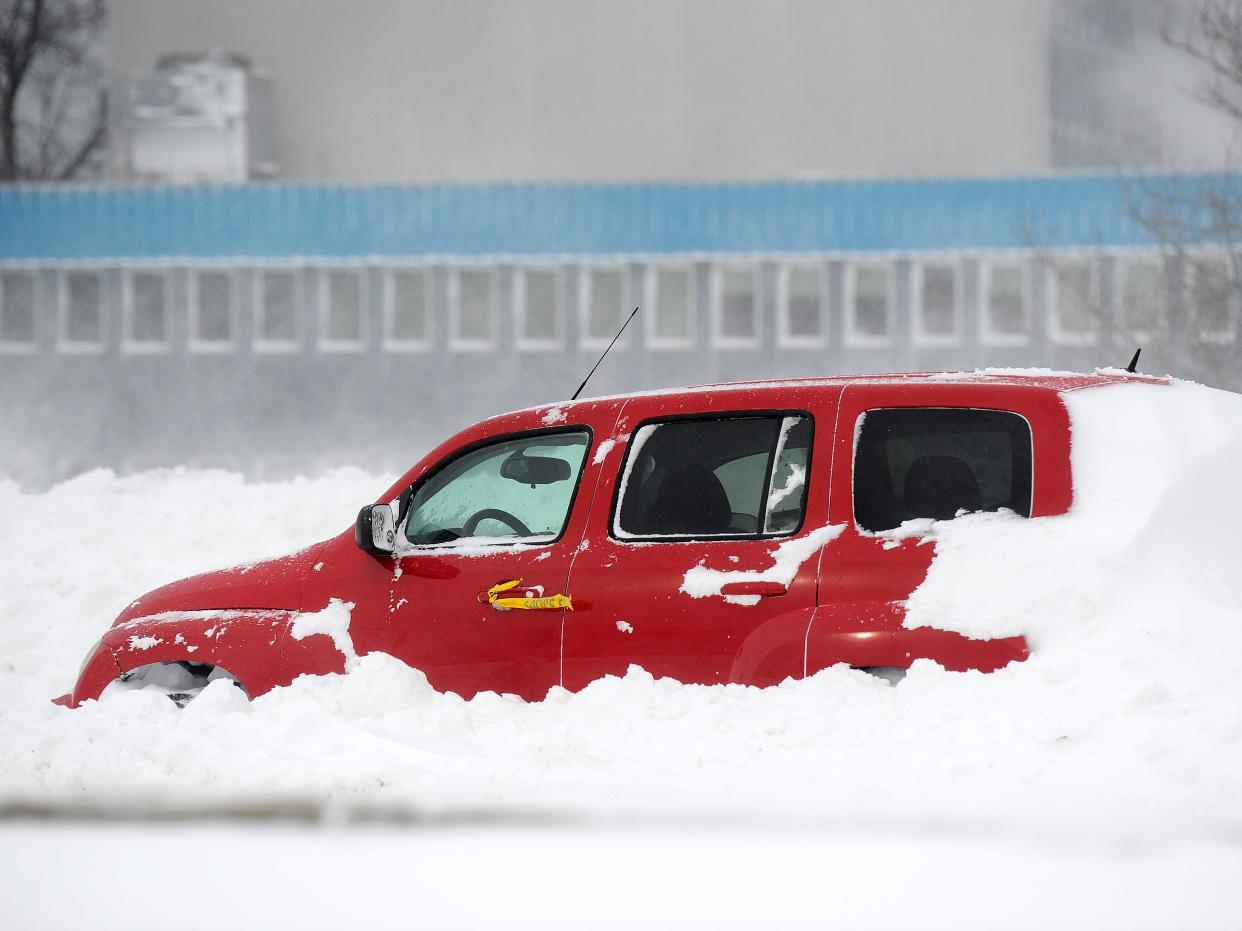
[107, 0, 1052, 183]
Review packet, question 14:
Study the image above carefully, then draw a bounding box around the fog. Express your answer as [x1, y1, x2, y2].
[0, 0, 1235, 486]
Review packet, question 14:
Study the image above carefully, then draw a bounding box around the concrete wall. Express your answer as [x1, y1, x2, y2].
[106, 0, 1052, 183]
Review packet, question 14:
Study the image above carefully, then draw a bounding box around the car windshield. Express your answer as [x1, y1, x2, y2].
[403, 431, 589, 546]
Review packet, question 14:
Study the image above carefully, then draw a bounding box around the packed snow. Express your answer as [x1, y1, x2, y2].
[2, 381, 1242, 928]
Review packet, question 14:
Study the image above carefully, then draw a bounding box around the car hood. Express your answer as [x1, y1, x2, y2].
[111, 541, 331, 627]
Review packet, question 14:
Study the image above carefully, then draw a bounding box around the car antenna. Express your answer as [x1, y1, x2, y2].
[571, 306, 640, 401]
[1124, 347, 1142, 373]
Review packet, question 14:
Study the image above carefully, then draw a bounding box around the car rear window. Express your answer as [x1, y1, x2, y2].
[614, 414, 811, 539]
[853, 407, 1032, 532]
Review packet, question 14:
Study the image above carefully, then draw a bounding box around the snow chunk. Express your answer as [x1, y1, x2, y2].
[127, 635, 163, 651]
[766, 462, 805, 511]
[540, 406, 568, 425]
[616, 620, 634, 634]
[679, 524, 845, 605]
[592, 438, 617, 465]
[290, 599, 359, 672]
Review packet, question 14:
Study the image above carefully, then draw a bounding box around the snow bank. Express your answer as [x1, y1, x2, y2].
[1, 382, 1241, 868]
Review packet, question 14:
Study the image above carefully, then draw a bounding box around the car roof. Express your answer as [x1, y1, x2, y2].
[517, 368, 1168, 421]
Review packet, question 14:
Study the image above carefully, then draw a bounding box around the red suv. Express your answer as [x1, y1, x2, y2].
[63, 371, 1151, 707]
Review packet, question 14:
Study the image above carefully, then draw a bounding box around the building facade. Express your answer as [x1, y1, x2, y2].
[2, 175, 1234, 485]
[107, 0, 1059, 183]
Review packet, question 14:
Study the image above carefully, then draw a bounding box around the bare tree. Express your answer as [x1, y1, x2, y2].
[0, 0, 106, 182]
[1050, 2, 1242, 390]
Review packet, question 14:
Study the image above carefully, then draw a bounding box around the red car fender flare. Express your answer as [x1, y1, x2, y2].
[69, 609, 298, 706]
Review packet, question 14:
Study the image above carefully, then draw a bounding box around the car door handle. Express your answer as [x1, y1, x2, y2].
[718, 581, 788, 598]
[481, 578, 573, 611]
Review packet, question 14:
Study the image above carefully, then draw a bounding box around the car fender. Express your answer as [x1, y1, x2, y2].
[70, 609, 298, 706]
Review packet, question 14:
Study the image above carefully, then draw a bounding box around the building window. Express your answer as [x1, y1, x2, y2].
[714, 265, 759, 348]
[581, 266, 628, 348]
[190, 268, 235, 350]
[124, 269, 169, 351]
[982, 261, 1029, 343]
[778, 263, 824, 348]
[1119, 257, 1163, 336]
[915, 262, 960, 343]
[320, 267, 366, 351]
[384, 267, 430, 350]
[255, 268, 301, 351]
[515, 266, 562, 349]
[647, 265, 694, 349]
[1050, 258, 1098, 344]
[60, 269, 104, 351]
[848, 263, 891, 344]
[0, 270, 38, 351]
[1191, 256, 1236, 343]
[450, 267, 494, 349]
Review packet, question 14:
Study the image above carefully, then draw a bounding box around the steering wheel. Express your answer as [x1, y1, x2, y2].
[461, 508, 533, 538]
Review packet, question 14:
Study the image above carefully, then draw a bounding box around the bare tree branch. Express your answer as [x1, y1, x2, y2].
[0, 0, 106, 181]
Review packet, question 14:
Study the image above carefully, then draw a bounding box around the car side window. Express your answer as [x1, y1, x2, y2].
[614, 414, 811, 539]
[404, 430, 589, 546]
[853, 407, 1032, 532]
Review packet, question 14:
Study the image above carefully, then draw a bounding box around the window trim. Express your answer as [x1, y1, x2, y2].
[57, 266, 107, 354]
[395, 424, 594, 552]
[317, 264, 368, 353]
[1116, 253, 1164, 342]
[776, 262, 827, 349]
[252, 265, 304, 354]
[844, 261, 894, 348]
[711, 263, 762, 350]
[912, 260, 963, 346]
[121, 266, 172, 354]
[1186, 249, 1239, 345]
[448, 264, 497, 352]
[644, 263, 697, 351]
[382, 263, 433, 352]
[0, 267, 40, 354]
[608, 409, 814, 544]
[187, 265, 238, 354]
[1047, 256, 1101, 347]
[979, 258, 1032, 346]
[578, 263, 631, 350]
[849, 405, 1035, 533]
[513, 264, 565, 351]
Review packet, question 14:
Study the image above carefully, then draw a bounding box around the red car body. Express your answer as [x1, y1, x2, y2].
[64, 371, 1157, 707]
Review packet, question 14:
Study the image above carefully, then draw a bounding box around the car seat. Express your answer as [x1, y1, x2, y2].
[902, 454, 982, 522]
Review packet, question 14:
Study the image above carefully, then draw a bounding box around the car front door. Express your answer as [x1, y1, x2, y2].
[562, 388, 840, 690]
[334, 415, 615, 701]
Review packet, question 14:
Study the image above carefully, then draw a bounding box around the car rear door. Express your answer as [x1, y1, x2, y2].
[806, 382, 1066, 674]
[561, 386, 841, 690]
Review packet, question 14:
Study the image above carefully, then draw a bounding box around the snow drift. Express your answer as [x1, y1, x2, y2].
[0, 379, 1240, 835]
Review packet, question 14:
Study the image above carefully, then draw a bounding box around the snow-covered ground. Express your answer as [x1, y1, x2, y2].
[3, 380, 1242, 929]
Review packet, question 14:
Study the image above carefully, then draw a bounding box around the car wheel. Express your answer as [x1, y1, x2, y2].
[103, 661, 246, 708]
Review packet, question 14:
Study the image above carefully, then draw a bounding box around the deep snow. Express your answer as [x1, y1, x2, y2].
[2, 379, 1242, 928]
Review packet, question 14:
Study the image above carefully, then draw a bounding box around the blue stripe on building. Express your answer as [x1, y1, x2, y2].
[2, 174, 1234, 262]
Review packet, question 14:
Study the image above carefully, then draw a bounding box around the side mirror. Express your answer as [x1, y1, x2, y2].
[500, 453, 571, 486]
[356, 503, 396, 555]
